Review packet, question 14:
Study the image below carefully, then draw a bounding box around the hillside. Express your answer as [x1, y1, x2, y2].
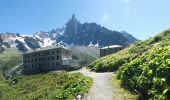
[118, 42, 170, 99]
[88, 29, 170, 72]
[0, 72, 92, 99]
[0, 48, 22, 81]
[88, 29, 170, 99]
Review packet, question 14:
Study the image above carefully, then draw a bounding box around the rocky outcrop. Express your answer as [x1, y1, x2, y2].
[24, 37, 41, 49]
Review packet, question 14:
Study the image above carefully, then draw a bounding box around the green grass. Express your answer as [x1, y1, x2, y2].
[110, 73, 138, 100]
[0, 72, 92, 100]
[0, 48, 21, 58]
[0, 48, 22, 81]
[88, 29, 170, 72]
[118, 45, 170, 100]
[89, 28, 170, 99]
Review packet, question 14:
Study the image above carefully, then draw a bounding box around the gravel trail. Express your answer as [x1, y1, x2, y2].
[72, 68, 113, 100]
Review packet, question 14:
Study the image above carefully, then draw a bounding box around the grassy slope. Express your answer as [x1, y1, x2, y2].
[118, 44, 170, 99]
[89, 29, 170, 99]
[88, 29, 170, 72]
[0, 72, 92, 100]
[0, 48, 22, 81]
[110, 73, 138, 100]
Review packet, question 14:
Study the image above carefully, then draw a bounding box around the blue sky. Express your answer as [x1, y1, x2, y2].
[0, 0, 170, 40]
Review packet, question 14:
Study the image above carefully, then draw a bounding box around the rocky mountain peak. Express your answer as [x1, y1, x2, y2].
[71, 14, 76, 21]
[0, 14, 137, 53]
[33, 31, 49, 39]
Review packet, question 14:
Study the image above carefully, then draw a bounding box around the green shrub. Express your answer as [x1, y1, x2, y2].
[118, 45, 170, 99]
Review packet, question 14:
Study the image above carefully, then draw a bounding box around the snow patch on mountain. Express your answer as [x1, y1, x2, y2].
[16, 37, 31, 50]
[22, 34, 32, 37]
[95, 43, 99, 48]
[41, 38, 56, 47]
[88, 42, 93, 47]
[59, 30, 64, 35]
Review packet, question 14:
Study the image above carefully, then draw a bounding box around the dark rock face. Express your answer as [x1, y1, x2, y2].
[15, 39, 28, 52]
[0, 45, 4, 53]
[3, 42, 11, 48]
[49, 14, 137, 47]
[0, 35, 5, 53]
[0, 36, 3, 45]
[24, 37, 41, 49]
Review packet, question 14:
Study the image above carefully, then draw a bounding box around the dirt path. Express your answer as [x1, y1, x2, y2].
[72, 68, 113, 100]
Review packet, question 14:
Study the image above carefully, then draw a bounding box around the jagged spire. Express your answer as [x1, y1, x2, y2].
[66, 13, 79, 26]
[71, 13, 76, 20]
[70, 13, 77, 22]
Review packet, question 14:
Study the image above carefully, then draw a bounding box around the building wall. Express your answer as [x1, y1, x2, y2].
[23, 47, 72, 74]
[100, 47, 124, 57]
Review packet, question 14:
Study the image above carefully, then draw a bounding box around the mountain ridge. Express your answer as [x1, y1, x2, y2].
[0, 14, 137, 53]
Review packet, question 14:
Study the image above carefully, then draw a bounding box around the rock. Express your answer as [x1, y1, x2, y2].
[12, 79, 18, 85]
[75, 94, 83, 100]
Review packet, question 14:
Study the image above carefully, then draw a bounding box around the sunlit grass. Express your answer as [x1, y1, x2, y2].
[0, 72, 92, 100]
[110, 73, 138, 100]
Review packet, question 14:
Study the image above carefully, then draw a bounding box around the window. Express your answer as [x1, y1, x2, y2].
[32, 65, 34, 68]
[52, 51, 55, 54]
[56, 50, 59, 54]
[48, 57, 50, 61]
[28, 59, 30, 63]
[51, 56, 54, 60]
[24, 60, 27, 63]
[27, 55, 30, 58]
[56, 56, 59, 59]
[38, 53, 41, 56]
[48, 63, 50, 67]
[35, 59, 37, 62]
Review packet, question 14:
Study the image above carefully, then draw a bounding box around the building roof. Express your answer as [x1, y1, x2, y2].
[100, 45, 123, 49]
[24, 46, 69, 54]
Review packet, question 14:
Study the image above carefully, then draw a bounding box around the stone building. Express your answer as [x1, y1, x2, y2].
[100, 45, 124, 57]
[23, 46, 78, 74]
